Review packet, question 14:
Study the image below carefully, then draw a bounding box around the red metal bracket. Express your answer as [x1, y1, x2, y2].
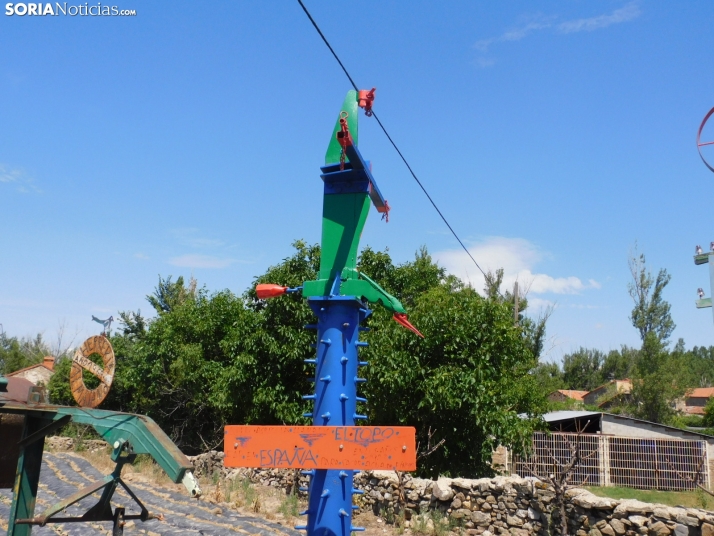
[358, 88, 376, 117]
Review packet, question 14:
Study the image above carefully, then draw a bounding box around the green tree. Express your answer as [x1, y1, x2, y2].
[628, 333, 687, 425]
[0, 332, 50, 374]
[362, 254, 547, 478]
[531, 362, 565, 396]
[600, 346, 638, 383]
[48, 241, 547, 471]
[146, 275, 196, 315]
[562, 348, 605, 391]
[628, 246, 675, 343]
[483, 268, 551, 360]
[702, 397, 714, 428]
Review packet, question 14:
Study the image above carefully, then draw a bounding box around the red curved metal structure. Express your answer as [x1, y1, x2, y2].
[697, 106, 714, 173]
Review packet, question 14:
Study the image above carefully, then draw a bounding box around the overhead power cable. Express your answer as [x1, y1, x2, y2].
[296, 0, 488, 280]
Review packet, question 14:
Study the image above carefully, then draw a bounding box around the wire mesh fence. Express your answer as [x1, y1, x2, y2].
[513, 432, 709, 491]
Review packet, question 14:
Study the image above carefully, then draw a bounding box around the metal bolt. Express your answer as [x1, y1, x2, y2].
[402, 445, 407, 452]
[113, 441, 120, 449]
[339, 444, 344, 451]
[234, 442, 238, 448]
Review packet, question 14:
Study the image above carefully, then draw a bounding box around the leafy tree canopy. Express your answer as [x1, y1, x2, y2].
[47, 241, 547, 476]
[628, 246, 675, 343]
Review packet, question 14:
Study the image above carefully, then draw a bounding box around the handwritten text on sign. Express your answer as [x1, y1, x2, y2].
[223, 426, 416, 471]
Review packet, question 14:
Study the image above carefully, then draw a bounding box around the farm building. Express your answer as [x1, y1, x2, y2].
[548, 389, 588, 403]
[513, 411, 714, 491]
[582, 379, 632, 407]
[684, 387, 714, 415]
[5, 356, 55, 386]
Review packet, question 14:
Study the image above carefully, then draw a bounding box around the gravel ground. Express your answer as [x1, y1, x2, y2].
[0, 451, 301, 536]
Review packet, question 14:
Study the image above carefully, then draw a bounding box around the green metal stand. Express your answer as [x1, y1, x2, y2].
[14, 440, 153, 530]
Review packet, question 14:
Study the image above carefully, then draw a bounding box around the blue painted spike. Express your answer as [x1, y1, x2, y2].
[321, 489, 331, 498]
[351, 526, 366, 532]
[320, 375, 332, 383]
[321, 338, 332, 346]
[321, 412, 331, 420]
[302, 394, 316, 400]
[303, 413, 313, 418]
[301, 470, 315, 476]
[304, 359, 317, 364]
[339, 471, 349, 478]
[295, 525, 308, 530]
[304, 324, 318, 330]
[339, 393, 349, 401]
[354, 413, 368, 420]
[358, 361, 368, 367]
[354, 377, 367, 383]
[299, 487, 309, 492]
[352, 505, 359, 511]
[340, 356, 348, 364]
[299, 510, 310, 516]
[355, 341, 369, 347]
[339, 509, 349, 517]
[351, 488, 364, 495]
[356, 396, 367, 403]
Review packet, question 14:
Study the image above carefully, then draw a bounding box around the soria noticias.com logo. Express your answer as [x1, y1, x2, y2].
[5, 3, 136, 16]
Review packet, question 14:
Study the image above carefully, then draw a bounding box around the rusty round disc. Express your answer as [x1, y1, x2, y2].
[70, 335, 115, 408]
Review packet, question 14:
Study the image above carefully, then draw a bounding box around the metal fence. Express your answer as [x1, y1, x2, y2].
[513, 432, 709, 491]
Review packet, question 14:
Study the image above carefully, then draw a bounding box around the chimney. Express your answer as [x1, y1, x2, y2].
[43, 356, 55, 371]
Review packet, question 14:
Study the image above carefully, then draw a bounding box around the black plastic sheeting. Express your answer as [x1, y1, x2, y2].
[0, 451, 301, 535]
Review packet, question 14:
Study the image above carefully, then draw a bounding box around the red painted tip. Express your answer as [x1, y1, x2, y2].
[392, 313, 424, 338]
[256, 284, 288, 299]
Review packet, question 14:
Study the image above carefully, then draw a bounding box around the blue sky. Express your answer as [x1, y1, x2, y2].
[2, 1, 714, 362]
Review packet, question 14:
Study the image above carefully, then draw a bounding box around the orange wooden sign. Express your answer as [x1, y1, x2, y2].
[224, 425, 416, 471]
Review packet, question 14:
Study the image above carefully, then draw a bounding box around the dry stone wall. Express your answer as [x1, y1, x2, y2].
[188, 451, 714, 536]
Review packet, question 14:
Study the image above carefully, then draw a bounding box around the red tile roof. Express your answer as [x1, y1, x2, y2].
[687, 387, 714, 399]
[558, 390, 588, 401]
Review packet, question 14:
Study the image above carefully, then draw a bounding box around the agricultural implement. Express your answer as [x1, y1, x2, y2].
[0, 334, 202, 536]
[225, 90, 419, 536]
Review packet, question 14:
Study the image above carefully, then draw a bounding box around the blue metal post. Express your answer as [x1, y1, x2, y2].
[299, 296, 368, 536]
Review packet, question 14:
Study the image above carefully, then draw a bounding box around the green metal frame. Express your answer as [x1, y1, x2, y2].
[302, 90, 407, 315]
[1, 398, 201, 535]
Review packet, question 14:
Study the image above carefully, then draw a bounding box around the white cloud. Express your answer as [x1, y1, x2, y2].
[558, 3, 641, 34]
[171, 227, 225, 248]
[474, 15, 555, 53]
[169, 254, 240, 269]
[0, 164, 40, 193]
[433, 236, 599, 297]
[134, 253, 149, 260]
[472, 3, 641, 65]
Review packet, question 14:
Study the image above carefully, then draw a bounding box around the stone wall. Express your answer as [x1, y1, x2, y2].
[188, 451, 714, 536]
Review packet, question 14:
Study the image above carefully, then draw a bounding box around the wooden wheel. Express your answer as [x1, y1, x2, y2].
[70, 335, 115, 408]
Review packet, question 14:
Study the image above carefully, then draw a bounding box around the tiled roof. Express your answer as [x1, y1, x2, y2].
[557, 389, 588, 401]
[687, 387, 714, 399]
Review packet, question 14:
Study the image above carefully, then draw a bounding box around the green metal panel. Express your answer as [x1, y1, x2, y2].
[8, 416, 49, 536]
[316, 193, 371, 285]
[324, 90, 358, 165]
[54, 407, 191, 483]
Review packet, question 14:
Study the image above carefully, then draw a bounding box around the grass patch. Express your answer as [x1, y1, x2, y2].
[585, 486, 711, 509]
[278, 493, 299, 519]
